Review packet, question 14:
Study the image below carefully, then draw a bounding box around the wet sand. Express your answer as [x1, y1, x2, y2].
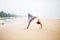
[0, 17, 60, 40]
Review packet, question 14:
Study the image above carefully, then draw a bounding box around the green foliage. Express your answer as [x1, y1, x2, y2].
[0, 11, 16, 17]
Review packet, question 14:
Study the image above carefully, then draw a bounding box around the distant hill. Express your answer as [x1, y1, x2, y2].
[0, 11, 16, 17]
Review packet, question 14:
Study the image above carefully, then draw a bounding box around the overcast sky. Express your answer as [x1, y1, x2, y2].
[0, 0, 60, 18]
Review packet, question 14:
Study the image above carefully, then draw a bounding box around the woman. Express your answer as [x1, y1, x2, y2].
[27, 13, 42, 29]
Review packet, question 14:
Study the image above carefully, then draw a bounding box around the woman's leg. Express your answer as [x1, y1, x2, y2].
[27, 20, 32, 29]
[27, 13, 33, 29]
[28, 13, 33, 20]
[27, 13, 37, 29]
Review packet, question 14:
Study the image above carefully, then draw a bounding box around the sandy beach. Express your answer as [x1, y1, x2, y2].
[0, 17, 60, 40]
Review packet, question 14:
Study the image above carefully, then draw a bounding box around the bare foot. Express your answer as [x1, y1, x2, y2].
[24, 28, 28, 30]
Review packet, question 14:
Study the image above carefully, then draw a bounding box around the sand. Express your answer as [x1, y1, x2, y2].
[0, 17, 60, 40]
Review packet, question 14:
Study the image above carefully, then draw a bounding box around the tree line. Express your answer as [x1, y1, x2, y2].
[0, 11, 16, 17]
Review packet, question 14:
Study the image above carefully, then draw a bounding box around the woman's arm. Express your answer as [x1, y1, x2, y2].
[37, 19, 42, 29]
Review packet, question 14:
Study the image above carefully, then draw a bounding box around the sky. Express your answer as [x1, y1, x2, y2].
[0, 0, 60, 18]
